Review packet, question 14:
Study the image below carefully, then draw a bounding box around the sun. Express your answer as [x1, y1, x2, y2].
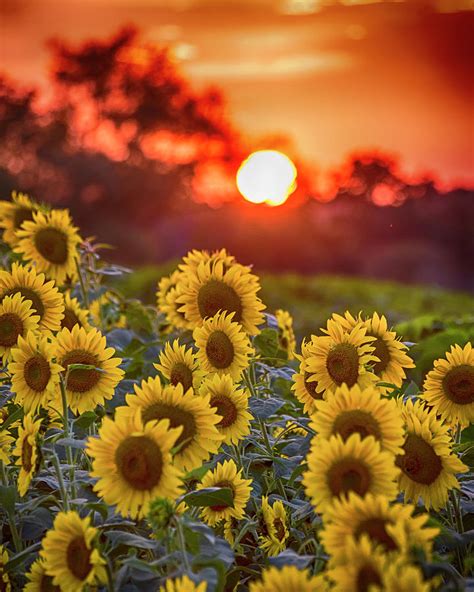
[236, 150, 297, 206]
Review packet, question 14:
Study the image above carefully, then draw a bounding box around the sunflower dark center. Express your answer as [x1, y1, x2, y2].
[61, 308, 81, 331]
[66, 536, 92, 581]
[273, 517, 286, 541]
[13, 207, 34, 230]
[170, 362, 194, 392]
[2, 287, 45, 318]
[115, 435, 163, 490]
[24, 355, 51, 392]
[442, 365, 474, 405]
[197, 280, 243, 322]
[327, 458, 371, 497]
[210, 394, 238, 428]
[61, 350, 101, 393]
[356, 565, 383, 592]
[304, 372, 323, 400]
[39, 573, 61, 592]
[210, 480, 235, 511]
[142, 403, 196, 451]
[355, 518, 398, 551]
[332, 410, 382, 442]
[326, 343, 360, 386]
[34, 228, 69, 265]
[396, 434, 442, 485]
[206, 330, 235, 369]
[0, 313, 24, 347]
[21, 439, 33, 473]
[371, 336, 391, 374]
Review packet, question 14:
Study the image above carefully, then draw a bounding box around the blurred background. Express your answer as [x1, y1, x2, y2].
[1, 0, 473, 303]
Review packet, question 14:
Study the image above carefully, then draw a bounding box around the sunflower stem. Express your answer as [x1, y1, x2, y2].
[60, 374, 77, 500]
[105, 556, 115, 592]
[258, 418, 288, 501]
[75, 258, 90, 308]
[0, 460, 7, 485]
[7, 510, 22, 553]
[50, 451, 69, 511]
[174, 516, 191, 573]
[233, 443, 245, 475]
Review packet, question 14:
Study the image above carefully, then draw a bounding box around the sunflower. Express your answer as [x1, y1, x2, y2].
[0, 293, 40, 364]
[177, 258, 265, 335]
[422, 342, 474, 428]
[86, 412, 183, 519]
[24, 558, 60, 592]
[292, 338, 325, 414]
[275, 309, 296, 360]
[154, 339, 206, 393]
[249, 566, 328, 592]
[159, 575, 207, 592]
[15, 209, 82, 285]
[303, 433, 399, 515]
[12, 414, 42, 496]
[0, 545, 11, 592]
[55, 325, 124, 415]
[178, 248, 238, 275]
[117, 377, 223, 472]
[194, 311, 254, 380]
[0, 428, 14, 464]
[273, 421, 307, 439]
[9, 332, 62, 414]
[198, 459, 252, 526]
[198, 373, 252, 445]
[321, 493, 438, 562]
[310, 384, 405, 455]
[382, 560, 432, 592]
[0, 263, 64, 332]
[0, 191, 42, 247]
[40, 511, 106, 592]
[259, 496, 289, 557]
[396, 398, 468, 510]
[156, 270, 188, 331]
[60, 292, 91, 332]
[304, 318, 378, 398]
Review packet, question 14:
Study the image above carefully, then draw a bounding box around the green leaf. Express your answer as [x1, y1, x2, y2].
[73, 411, 98, 430]
[0, 485, 17, 515]
[181, 487, 234, 508]
[1, 406, 24, 431]
[5, 542, 41, 571]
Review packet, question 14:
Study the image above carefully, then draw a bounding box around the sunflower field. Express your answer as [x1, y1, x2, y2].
[0, 193, 473, 592]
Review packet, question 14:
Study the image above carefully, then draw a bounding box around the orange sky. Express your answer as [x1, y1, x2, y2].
[1, 0, 473, 188]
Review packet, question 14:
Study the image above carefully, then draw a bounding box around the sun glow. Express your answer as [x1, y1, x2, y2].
[236, 150, 297, 206]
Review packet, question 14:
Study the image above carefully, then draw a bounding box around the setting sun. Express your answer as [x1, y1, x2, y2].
[236, 150, 297, 206]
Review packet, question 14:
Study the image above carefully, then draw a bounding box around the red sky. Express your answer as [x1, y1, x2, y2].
[1, 0, 473, 189]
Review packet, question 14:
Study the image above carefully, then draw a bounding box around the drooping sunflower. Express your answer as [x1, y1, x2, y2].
[303, 433, 399, 515]
[117, 377, 223, 472]
[422, 342, 474, 428]
[198, 373, 252, 445]
[40, 511, 106, 592]
[15, 209, 82, 286]
[292, 338, 325, 414]
[0, 293, 40, 364]
[304, 318, 378, 398]
[310, 384, 405, 455]
[154, 339, 206, 393]
[259, 496, 289, 557]
[9, 332, 62, 414]
[12, 414, 42, 496]
[156, 270, 188, 331]
[194, 311, 254, 380]
[0, 428, 14, 464]
[0, 191, 43, 247]
[86, 412, 183, 519]
[275, 309, 296, 360]
[0, 262, 64, 332]
[24, 558, 60, 592]
[321, 493, 438, 562]
[249, 566, 328, 592]
[0, 545, 11, 592]
[396, 398, 468, 510]
[198, 459, 252, 526]
[55, 325, 124, 415]
[159, 575, 208, 592]
[177, 258, 265, 335]
[60, 292, 91, 332]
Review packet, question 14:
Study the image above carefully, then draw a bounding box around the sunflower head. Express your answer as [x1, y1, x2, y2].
[0, 545, 11, 592]
[292, 337, 325, 414]
[13, 414, 43, 496]
[24, 558, 61, 592]
[61, 292, 91, 332]
[159, 575, 208, 592]
[0, 191, 42, 246]
[249, 566, 328, 592]
[0, 292, 40, 363]
[275, 309, 296, 360]
[259, 496, 289, 557]
[154, 338, 205, 392]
